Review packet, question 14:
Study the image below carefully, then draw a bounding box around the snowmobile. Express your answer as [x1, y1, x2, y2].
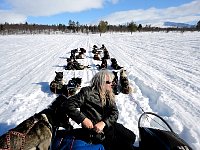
[51, 112, 193, 150]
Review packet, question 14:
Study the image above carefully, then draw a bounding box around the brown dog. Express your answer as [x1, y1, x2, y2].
[120, 69, 132, 94]
[0, 114, 52, 150]
[0, 95, 72, 150]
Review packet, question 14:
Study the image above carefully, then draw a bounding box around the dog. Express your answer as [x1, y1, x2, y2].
[120, 69, 132, 94]
[111, 58, 123, 70]
[71, 49, 78, 55]
[80, 48, 86, 53]
[71, 77, 82, 88]
[65, 60, 90, 70]
[54, 72, 64, 83]
[0, 95, 73, 150]
[75, 52, 84, 59]
[0, 114, 52, 150]
[102, 50, 110, 59]
[72, 60, 90, 70]
[66, 77, 82, 96]
[96, 58, 107, 70]
[100, 44, 106, 50]
[93, 54, 101, 60]
[112, 71, 120, 95]
[50, 72, 65, 94]
[92, 45, 102, 54]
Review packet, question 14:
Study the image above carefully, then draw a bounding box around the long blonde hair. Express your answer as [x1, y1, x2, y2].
[90, 70, 115, 106]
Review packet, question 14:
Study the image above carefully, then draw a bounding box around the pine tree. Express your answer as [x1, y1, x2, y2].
[98, 21, 108, 36]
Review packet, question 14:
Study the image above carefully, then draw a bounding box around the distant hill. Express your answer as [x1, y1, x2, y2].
[163, 22, 195, 28]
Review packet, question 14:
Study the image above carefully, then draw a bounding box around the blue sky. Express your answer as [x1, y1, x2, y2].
[0, 0, 199, 26]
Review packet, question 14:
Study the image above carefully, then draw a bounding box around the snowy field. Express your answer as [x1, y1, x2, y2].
[0, 32, 199, 149]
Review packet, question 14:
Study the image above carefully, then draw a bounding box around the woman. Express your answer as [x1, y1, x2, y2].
[60, 70, 135, 150]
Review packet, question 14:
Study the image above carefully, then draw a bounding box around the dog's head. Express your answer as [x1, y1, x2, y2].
[71, 49, 78, 54]
[54, 72, 63, 82]
[120, 69, 127, 77]
[55, 71, 63, 77]
[111, 58, 117, 63]
[71, 77, 82, 86]
[93, 45, 98, 49]
[80, 48, 86, 53]
[66, 58, 72, 62]
[101, 44, 105, 49]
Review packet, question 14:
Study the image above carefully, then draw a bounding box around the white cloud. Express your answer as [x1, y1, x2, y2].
[0, 10, 26, 23]
[0, 0, 199, 25]
[6, 0, 104, 16]
[100, 0, 200, 26]
[0, 0, 110, 23]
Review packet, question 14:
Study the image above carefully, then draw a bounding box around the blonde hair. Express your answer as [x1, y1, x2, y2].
[90, 70, 115, 106]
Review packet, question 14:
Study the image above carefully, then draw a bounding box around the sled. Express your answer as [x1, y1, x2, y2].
[138, 112, 192, 150]
[51, 112, 193, 150]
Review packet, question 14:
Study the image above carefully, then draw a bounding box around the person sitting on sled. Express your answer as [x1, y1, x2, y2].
[59, 69, 136, 150]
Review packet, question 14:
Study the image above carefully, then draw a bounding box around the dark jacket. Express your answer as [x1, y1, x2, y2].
[61, 86, 119, 130]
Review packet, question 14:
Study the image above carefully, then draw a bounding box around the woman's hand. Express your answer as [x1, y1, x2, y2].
[93, 121, 105, 133]
[82, 118, 94, 129]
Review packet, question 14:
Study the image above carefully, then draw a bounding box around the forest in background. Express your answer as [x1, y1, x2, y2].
[0, 20, 200, 35]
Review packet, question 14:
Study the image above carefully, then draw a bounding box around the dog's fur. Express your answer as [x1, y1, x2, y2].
[75, 52, 84, 59]
[0, 96, 72, 150]
[50, 72, 65, 94]
[0, 114, 52, 150]
[120, 69, 132, 94]
[71, 49, 78, 55]
[96, 58, 107, 70]
[111, 58, 123, 70]
[102, 50, 110, 59]
[92, 45, 103, 54]
[66, 77, 82, 96]
[112, 71, 120, 95]
[100, 44, 106, 50]
[80, 48, 86, 53]
[54, 72, 64, 84]
[65, 60, 90, 70]
[71, 77, 82, 88]
[93, 54, 101, 60]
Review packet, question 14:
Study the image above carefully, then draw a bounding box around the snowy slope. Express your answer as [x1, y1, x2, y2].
[0, 32, 199, 149]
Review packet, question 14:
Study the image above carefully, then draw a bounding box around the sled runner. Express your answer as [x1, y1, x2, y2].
[138, 112, 192, 150]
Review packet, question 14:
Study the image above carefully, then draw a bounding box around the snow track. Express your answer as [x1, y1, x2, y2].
[0, 32, 199, 149]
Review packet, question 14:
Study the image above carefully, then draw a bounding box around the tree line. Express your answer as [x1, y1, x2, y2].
[0, 20, 200, 35]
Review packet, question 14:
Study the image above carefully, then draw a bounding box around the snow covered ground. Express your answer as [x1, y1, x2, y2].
[0, 32, 199, 149]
